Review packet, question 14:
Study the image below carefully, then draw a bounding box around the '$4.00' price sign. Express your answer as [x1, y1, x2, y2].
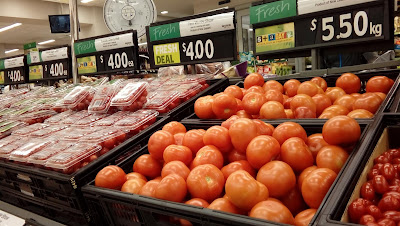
[7, 69, 23, 82]
[182, 39, 215, 61]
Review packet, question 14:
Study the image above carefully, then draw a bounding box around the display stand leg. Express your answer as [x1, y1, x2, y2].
[311, 48, 320, 70]
[191, 64, 196, 75]
[69, 0, 79, 84]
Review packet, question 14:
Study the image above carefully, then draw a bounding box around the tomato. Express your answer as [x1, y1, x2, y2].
[253, 119, 274, 136]
[242, 92, 267, 115]
[280, 187, 307, 216]
[361, 182, 376, 201]
[367, 205, 382, 220]
[235, 99, 244, 111]
[297, 81, 323, 97]
[301, 168, 337, 208]
[212, 94, 238, 119]
[378, 195, 400, 212]
[224, 85, 243, 100]
[360, 215, 376, 225]
[334, 95, 356, 112]
[221, 115, 239, 129]
[187, 164, 225, 202]
[351, 93, 362, 99]
[95, 165, 127, 190]
[155, 174, 187, 202]
[126, 172, 147, 182]
[244, 73, 264, 89]
[121, 178, 146, 194]
[162, 121, 186, 135]
[336, 73, 361, 94]
[294, 107, 317, 119]
[348, 198, 372, 223]
[373, 175, 390, 194]
[284, 97, 293, 109]
[185, 198, 209, 207]
[174, 133, 185, 145]
[259, 101, 287, 119]
[163, 145, 192, 166]
[263, 80, 284, 93]
[281, 137, 314, 172]
[285, 109, 295, 119]
[245, 86, 265, 95]
[191, 145, 224, 169]
[182, 129, 205, 155]
[325, 87, 346, 103]
[272, 122, 308, 145]
[195, 96, 215, 119]
[310, 77, 328, 91]
[133, 154, 162, 179]
[322, 105, 350, 116]
[316, 145, 349, 174]
[298, 166, 318, 191]
[103, 137, 117, 149]
[294, 209, 317, 226]
[353, 93, 382, 114]
[312, 94, 332, 116]
[221, 160, 256, 180]
[208, 198, 242, 214]
[348, 109, 374, 119]
[377, 218, 396, 226]
[383, 211, 400, 223]
[227, 149, 247, 162]
[265, 89, 284, 103]
[318, 111, 340, 119]
[229, 118, 259, 153]
[148, 131, 175, 160]
[236, 110, 252, 119]
[138, 178, 161, 197]
[225, 170, 269, 211]
[257, 161, 296, 198]
[284, 79, 301, 97]
[307, 134, 329, 159]
[246, 135, 281, 169]
[161, 161, 190, 180]
[375, 92, 387, 101]
[366, 76, 394, 94]
[322, 116, 361, 146]
[382, 163, 396, 181]
[290, 94, 317, 113]
[203, 126, 233, 153]
[249, 200, 295, 224]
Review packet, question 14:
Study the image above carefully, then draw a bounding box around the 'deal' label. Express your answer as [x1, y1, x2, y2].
[153, 43, 181, 66]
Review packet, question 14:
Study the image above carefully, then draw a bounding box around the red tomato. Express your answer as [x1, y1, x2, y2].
[281, 137, 314, 172]
[182, 130, 205, 155]
[298, 166, 318, 191]
[185, 198, 209, 207]
[174, 133, 185, 145]
[297, 81, 323, 97]
[191, 145, 224, 169]
[285, 109, 295, 119]
[322, 105, 350, 116]
[221, 160, 256, 180]
[316, 145, 349, 174]
[307, 133, 329, 159]
[366, 76, 394, 94]
[265, 89, 284, 103]
[203, 126, 233, 153]
[121, 178, 146, 194]
[250, 200, 295, 224]
[148, 131, 175, 160]
[227, 149, 247, 162]
[246, 135, 281, 169]
[294, 209, 317, 226]
[322, 116, 361, 146]
[360, 215, 376, 225]
[155, 174, 187, 202]
[272, 122, 307, 145]
[377, 218, 396, 226]
[257, 161, 296, 198]
[235, 98, 244, 111]
[290, 94, 317, 113]
[325, 87, 346, 103]
[208, 198, 242, 214]
[224, 85, 243, 100]
[187, 164, 225, 202]
[284, 97, 293, 109]
[162, 121, 186, 135]
[242, 92, 267, 115]
[284, 79, 301, 97]
[336, 73, 361, 94]
[212, 94, 238, 119]
[236, 110, 252, 118]
[138, 178, 161, 197]
[163, 145, 192, 166]
[310, 77, 328, 91]
[348, 198, 372, 223]
[294, 106, 317, 119]
[280, 187, 308, 216]
[253, 119, 274, 136]
[133, 154, 162, 179]
[95, 165, 127, 190]
[375, 92, 387, 101]
[263, 80, 284, 93]
[312, 94, 332, 116]
[161, 161, 190, 180]
[244, 73, 264, 89]
[229, 118, 259, 153]
[353, 93, 383, 114]
[221, 115, 239, 129]
[348, 109, 374, 119]
[334, 95, 356, 112]
[301, 168, 337, 208]
[126, 172, 147, 182]
[259, 101, 287, 119]
[194, 96, 215, 119]
[245, 86, 265, 95]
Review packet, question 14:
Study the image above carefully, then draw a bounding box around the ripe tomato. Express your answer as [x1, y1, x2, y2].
[221, 160, 256, 180]
[121, 178, 146, 194]
[246, 135, 281, 169]
[185, 198, 209, 207]
[224, 85, 243, 100]
[307, 133, 329, 159]
[281, 137, 314, 172]
[257, 161, 296, 198]
[297, 81, 323, 97]
[353, 93, 382, 114]
[155, 174, 187, 202]
[249, 200, 295, 224]
[334, 95, 356, 112]
[322, 116, 361, 146]
[316, 145, 349, 174]
[348, 198, 372, 223]
[161, 161, 190, 180]
[212, 94, 238, 119]
[221, 115, 239, 129]
[294, 209, 317, 226]
[187, 164, 225, 202]
[227, 149, 247, 162]
[95, 165, 127, 190]
[174, 133, 185, 145]
[280, 187, 307, 216]
[235, 98, 244, 111]
[229, 118, 259, 153]
[259, 101, 287, 119]
[126, 172, 147, 182]
[312, 94, 332, 116]
[323, 105, 350, 116]
[375, 92, 387, 101]
[182, 129, 205, 155]
[325, 87, 346, 103]
[242, 92, 267, 115]
[290, 94, 317, 113]
[245, 86, 265, 95]
[263, 80, 284, 93]
[203, 126, 233, 153]
[148, 131, 175, 160]
[208, 198, 242, 214]
[272, 122, 308, 145]
[162, 121, 186, 135]
[294, 106, 317, 119]
[301, 168, 337, 208]
[336, 73, 361, 94]
[284, 79, 301, 97]
[163, 145, 193, 166]
[265, 89, 284, 103]
[366, 76, 394, 94]
[298, 166, 318, 191]
[236, 110, 252, 119]
[195, 96, 215, 119]
[226, 170, 269, 211]
[191, 145, 224, 169]
[244, 73, 264, 89]
[133, 154, 162, 179]
[253, 119, 274, 136]
[138, 178, 161, 197]
[283, 97, 293, 109]
[310, 77, 328, 91]
[285, 109, 295, 119]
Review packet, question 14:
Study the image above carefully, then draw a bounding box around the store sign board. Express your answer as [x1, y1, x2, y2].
[250, 0, 297, 24]
[149, 22, 181, 42]
[255, 22, 295, 52]
[77, 56, 97, 75]
[2, 57, 24, 69]
[29, 65, 44, 80]
[153, 43, 181, 66]
[23, 42, 36, 50]
[297, 0, 378, 15]
[74, 33, 134, 55]
[41, 47, 68, 61]
[0, 56, 26, 85]
[28, 46, 70, 81]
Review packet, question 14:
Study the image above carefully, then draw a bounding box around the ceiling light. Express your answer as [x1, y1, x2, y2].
[5, 49, 19, 54]
[0, 23, 22, 33]
[161, 11, 168, 14]
[81, 0, 94, 3]
[138, 42, 147, 46]
[38, 40, 56, 45]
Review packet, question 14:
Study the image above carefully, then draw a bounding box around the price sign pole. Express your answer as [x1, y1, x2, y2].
[0, 55, 27, 86]
[146, 9, 237, 68]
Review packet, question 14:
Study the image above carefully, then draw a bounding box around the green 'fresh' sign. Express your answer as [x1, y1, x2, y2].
[149, 22, 181, 42]
[0, 60, 4, 70]
[250, 0, 297, 24]
[74, 40, 96, 55]
[24, 42, 37, 50]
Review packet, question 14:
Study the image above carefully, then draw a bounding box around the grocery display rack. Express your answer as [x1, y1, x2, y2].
[81, 121, 371, 226]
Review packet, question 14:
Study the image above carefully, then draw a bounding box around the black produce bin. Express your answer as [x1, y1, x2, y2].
[0, 116, 171, 225]
[315, 114, 400, 226]
[82, 121, 371, 226]
[182, 69, 400, 124]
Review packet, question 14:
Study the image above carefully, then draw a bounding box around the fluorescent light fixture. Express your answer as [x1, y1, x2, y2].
[249, 28, 253, 31]
[0, 23, 22, 33]
[161, 11, 168, 14]
[81, 0, 93, 3]
[38, 39, 55, 45]
[5, 49, 19, 54]
[138, 42, 147, 46]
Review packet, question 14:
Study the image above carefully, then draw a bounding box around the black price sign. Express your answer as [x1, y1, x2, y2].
[28, 46, 70, 81]
[5, 68, 25, 84]
[0, 55, 26, 85]
[96, 47, 136, 73]
[44, 60, 69, 78]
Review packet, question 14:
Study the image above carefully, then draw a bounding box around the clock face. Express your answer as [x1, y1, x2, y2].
[104, 0, 157, 37]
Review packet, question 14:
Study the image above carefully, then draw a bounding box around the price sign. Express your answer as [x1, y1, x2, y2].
[28, 46, 70, 81]
[95, 47, 136, 73]
[0, 55, 26, 85]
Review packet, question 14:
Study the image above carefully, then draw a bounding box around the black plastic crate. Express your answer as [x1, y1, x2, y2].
[182, 69, 400, 124]
[315, 113, 400, 226]
[82, 121, 371, 226]
[0, 116, 171, 224]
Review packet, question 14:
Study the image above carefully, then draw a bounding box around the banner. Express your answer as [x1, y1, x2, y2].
[77, 56, 97, 74]
[255, 22, 295, 52]
[250, 0, 297, 24]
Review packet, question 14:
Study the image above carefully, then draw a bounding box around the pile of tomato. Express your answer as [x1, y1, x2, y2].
[95, 114, 361, 225]
[195, 73, 394, 120]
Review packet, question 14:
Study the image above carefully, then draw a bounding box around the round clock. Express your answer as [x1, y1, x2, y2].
[103, 0, 157, 37]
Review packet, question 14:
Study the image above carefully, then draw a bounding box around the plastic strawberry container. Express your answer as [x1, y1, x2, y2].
[44, 110, 75, 124]
[80, 128, 127, 155]
[92, 111, 130, 127]
[12, 123, 50, 136]
[88, 85, 118, 114]
[0, 135, 21, 149]
[72, 114, 109, 127]
[111, 82, 148, 112]
[60, 110, 91, 124]
[144, 91, 182, 113]
[56, 127, 101, 141]
[176, 83, 203, 102]
[28, 141, 76, 168]
[62, 86, 94, 111]
[0, 121, 28, 139]
[9, 139, 57, 165]
[114, 109, 158, 137]
[19, 110, 58, 125]
[0, 138, 30, 161]
[29, 124, 69, 138]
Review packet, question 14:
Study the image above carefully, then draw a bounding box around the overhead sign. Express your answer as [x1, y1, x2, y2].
[256, 22, 295, 52]
[0, 55, 26, 85]
[250, 0, 297, 24]
[28, 46, 70, 81]
[297, 0, 378, 15]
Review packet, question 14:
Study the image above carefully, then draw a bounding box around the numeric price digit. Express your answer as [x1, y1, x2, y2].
[182, 39, 215, 61]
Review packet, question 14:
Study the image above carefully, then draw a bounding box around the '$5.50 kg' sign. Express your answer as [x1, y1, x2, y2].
[182, 39, 215, 61]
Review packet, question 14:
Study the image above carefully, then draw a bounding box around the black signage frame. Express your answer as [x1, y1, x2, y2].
[0, 54, 27, 86]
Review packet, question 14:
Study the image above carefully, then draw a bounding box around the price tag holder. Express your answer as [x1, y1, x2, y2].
[74, 30, 139, 76]
[28, 46, 70, 81]
[147, 9, 237, 68]
[0, 55, 26, 85]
